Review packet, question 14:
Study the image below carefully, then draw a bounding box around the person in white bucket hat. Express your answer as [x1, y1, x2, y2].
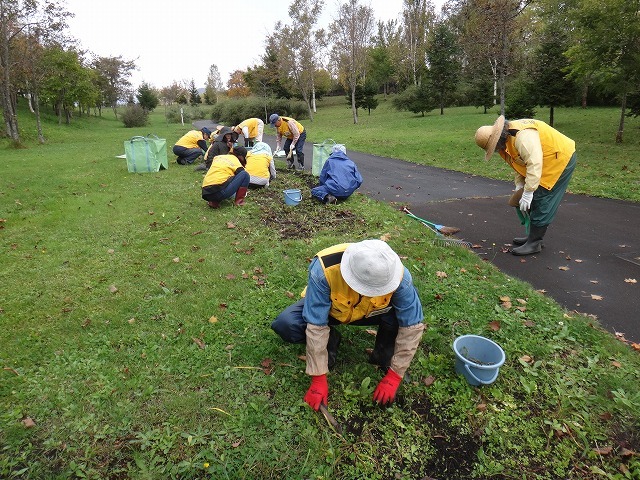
[271, 240, 425, 410]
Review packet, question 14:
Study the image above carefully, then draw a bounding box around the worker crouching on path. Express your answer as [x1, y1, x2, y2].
[271, 240, 425, 410]
[201, 146, 250, 208]
[475, 115, 577, 256]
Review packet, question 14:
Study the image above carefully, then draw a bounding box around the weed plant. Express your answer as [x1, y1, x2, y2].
[1, 102, 639, 479]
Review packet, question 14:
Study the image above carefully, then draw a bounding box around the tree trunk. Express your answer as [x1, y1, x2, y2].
[616, 91, 626, 143]
[33, 90, 45, 144]
[1, 17, 20, 143]
[549, 106, 554, 127]
[351, 87, 358, 124]
[581, 82, 588, 108]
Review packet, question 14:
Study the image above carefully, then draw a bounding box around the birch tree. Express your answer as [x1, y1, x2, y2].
[330, 0, 374, 124]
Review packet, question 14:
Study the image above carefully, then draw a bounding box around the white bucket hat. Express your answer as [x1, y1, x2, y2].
[475, 115, 505, 160]
[340, 240, 404, 297]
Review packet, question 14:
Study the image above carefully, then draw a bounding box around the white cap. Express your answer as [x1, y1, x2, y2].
[340, 240, 404, 297]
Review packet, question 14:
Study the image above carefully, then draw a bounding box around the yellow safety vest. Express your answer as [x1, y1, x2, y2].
[500, 119, 575, 190]
[303, 243, 396, 324]
[202, 154, 243, 187]
[276, 116, 304, 139]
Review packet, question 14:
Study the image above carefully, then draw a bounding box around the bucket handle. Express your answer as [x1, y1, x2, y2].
[286, 190, 302, 202]
[464, 363, 499, 385]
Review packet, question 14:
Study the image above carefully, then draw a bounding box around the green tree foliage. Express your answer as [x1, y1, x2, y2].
[566, 0, 640, 142]
[121, 104, 149, 127]
[346, 82, 379, 115]
[392, 82, 437, 116]
[427, 22, 461, 114]
[136, 82, 159, 111]
[505, 75, 537, 119]
[528, 25, 575, 126]
[188, 79, 201, 105]
[468, 74, 495, 113]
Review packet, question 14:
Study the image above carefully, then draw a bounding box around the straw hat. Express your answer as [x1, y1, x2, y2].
[475, 115, 505, 160]
[340, 240, 404, 297]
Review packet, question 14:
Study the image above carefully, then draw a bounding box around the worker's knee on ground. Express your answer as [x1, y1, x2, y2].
[271, 315, 305, 344]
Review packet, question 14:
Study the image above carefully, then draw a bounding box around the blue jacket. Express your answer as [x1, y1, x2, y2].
[311, 151, 363, 201]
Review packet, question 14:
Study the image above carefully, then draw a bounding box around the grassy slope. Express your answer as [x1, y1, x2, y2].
[0, 103, 639, 479]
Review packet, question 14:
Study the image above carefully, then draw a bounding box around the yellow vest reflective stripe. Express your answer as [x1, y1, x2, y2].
[500, 119, 575, 190]
[312, 243, 393, 324]
[276, 116, 305, 138]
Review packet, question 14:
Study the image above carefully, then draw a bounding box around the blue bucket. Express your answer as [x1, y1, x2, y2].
[283, 189, 302, 206]
[453, 335, 506, 386]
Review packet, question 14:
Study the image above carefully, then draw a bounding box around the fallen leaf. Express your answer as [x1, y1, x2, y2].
[472, 244, 483, 249]
[231, 440, 242, 448]
[536, 289, 546, 294]
[501, 301, 512, 309]
[225, 344, 234, 350]
[460, 268, 467, 273]
[517, 298, 527, 305]
[499, 296, 511, 302]
[192, 337, 206, 349]
[476, 403, 487, 412]
[173, 257, 180, 263]
[620, 447, 636, 457]
[109, 285, 118, 293]
[226, 222, 236, 229]
[225, 273, 236, 280]
[218, 303, 228, 310]
[261, 358, 273, 368]
[523, 320, 535, 327]
[285, 291, 295, 298]
[574, 259, 583, 263]
[128, 318, 135, 324]
[519, 258, 527, 263]
[591, 294, 603, 301]
[208, 316, 218, 323]
[624, 278, 637, 284]
[379, 233, 391, 242]
[297, 354, 307, 362]
[611, 360, 621, 368]
[423, 375, 435, 386]
[81, 318, 91, 328]
[107, 249, 115, 254]
[590, 280, 599, 284]
[365, 329, 378, 336]
[520, 355, 533, 363]
[558, 266, 570, 271]
[516, 306, 527, 312]
[593, 446, 613, 456]
[22, 417, 36, 428]
[631, 343, 640, 351]
[599, 412, 613, 421]
[436, 271, 447, 279]
[488, 320, 501, 331]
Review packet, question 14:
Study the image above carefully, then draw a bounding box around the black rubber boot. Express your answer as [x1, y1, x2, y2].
[368, 322, 398, 371]
[512, 225, 548, 256]
[296, 152, 305, 170]
[327, 327, 341, 370]
[513, 235, 545, 248]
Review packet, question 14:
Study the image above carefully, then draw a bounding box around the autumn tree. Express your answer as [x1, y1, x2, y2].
[398, 0, 436, 87]
[330, 0, 375, 124]
[227, 70, 250, 98]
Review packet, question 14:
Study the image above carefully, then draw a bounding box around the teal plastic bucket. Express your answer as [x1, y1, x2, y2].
[283, 189, 302, 206]
[453, 335, 506, 386]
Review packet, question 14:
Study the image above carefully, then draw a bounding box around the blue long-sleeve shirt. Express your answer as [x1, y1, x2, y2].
[301, 257, 424, 327]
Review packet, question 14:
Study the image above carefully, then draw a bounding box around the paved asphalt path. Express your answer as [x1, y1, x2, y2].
[193, 122, 640, 342]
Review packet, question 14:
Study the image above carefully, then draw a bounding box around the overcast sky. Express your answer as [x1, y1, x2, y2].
[64, 0, 444, 90]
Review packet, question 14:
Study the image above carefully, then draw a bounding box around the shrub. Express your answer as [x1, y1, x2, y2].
[121, 104, 149, 128]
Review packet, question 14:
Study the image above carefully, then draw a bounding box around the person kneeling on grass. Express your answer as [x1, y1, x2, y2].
[271, 239, 425, 410]
[245, 142, 276, 188]
[311, 144, 363, 205]
[201, 147, 249, 208]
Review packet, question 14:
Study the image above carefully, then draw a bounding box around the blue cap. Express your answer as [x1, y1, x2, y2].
[201, 127, 212, 136]
[268, 114, 279, 126]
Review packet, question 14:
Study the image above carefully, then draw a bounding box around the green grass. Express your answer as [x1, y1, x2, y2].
[1, 102, 639, 479]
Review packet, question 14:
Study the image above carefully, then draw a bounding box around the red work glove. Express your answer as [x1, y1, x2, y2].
[304, 374, 328, 411]
[373, 368, 402, 405]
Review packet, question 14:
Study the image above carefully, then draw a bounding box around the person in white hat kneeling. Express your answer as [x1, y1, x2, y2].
[475, 115, 577, 256]
[271, 240, 425, 410]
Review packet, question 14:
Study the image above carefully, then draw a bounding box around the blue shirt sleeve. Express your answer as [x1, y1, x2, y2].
[391, 268, 424, 327]
[302, 258, 332, 326]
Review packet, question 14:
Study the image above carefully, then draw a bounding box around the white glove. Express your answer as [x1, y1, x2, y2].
[519, 190, 533, 212]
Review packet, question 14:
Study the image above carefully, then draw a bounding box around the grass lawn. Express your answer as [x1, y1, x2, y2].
[1, 102, 639, 479]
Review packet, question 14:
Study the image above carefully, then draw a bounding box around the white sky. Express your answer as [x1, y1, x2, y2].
[64, 0, 445, 90]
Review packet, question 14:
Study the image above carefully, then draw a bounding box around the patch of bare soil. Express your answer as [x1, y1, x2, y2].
[257, 169, 371, 239]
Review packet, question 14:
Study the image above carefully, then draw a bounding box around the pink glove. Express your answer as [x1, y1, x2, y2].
[373, 369, 403, 405]
[304, 374, 328, 411]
